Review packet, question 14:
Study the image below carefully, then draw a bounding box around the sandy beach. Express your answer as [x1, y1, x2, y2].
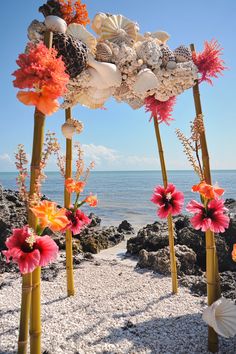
[1, 244, 236, 354]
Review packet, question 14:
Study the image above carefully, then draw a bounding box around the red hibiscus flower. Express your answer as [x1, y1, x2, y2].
[151, 183, 184, 218]
[65, 209, 91, 235]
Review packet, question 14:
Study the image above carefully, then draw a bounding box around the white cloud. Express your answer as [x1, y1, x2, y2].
[80, 144, 120, 164]
[0, 153, 11, 162]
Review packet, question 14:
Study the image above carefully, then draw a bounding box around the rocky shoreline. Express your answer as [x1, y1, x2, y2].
[1, 186, 236, 299]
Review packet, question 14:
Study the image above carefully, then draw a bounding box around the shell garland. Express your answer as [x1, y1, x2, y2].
[29, 11, 198, 110]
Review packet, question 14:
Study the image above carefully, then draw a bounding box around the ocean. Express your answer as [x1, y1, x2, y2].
[0, 171, 236, 228]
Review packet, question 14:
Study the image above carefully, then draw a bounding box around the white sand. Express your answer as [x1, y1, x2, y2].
[1, 248, 236, 354]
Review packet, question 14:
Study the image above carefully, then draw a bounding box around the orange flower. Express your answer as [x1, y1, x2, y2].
[59, 0, 90, 26]
[232, 244, 236, 262]
[13, 43, 69, 115]
[192, 181, 224, 200]
[17, 91, 59, 116]
[65, 178, 85, 194]
[31, 200, 69, 232]
[85, 195, 98, 207]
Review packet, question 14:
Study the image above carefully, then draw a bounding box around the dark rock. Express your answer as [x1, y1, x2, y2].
[173, 214, 191, 231]
[137, 245, 198, 276]
[127, 221, 171, 255]
[117, 220, 134, 234]
[179, 275, 206, 297]
[88, 213, 101, 227]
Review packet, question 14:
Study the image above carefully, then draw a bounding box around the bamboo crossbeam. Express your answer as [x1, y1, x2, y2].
[190, 43, 220, 353]
[154, 117, 178, 294]
[64, 107, 75, 296]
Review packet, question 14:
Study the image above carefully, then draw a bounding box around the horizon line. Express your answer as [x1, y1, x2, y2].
[1, 169, 236, 173]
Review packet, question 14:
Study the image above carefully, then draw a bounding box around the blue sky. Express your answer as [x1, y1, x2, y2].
[0, 0, 235, 171]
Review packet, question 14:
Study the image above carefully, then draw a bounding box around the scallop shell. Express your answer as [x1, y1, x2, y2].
[76, 87, 112, 109]
[66, 24, 97, 53]
[202, 297, 236, 338]
[174, 45, 192, 63]
[88, 56, 122, 88]
[91, 13, 108, 35]
[99, 14, 137, 46]
[45, 15, 67, 34]
[96, 42, 113, 62]
[150, 31, 170, 44]
[133, 68, 159, 95]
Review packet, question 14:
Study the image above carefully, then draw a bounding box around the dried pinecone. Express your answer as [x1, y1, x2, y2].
[39, 0, 62, 18]
[53, 33, 89, 78]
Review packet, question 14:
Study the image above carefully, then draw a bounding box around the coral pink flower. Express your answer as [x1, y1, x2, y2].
[186, 199, 229, 233]
[192, 40, 226, 85]
[65, 209, 91, 235]
[145, 95, 176, 125]
[151, 183, 184, 218]
[2, 227, 58, 274]
[85, 194, 98, 207]
[192, 181, 224, 200]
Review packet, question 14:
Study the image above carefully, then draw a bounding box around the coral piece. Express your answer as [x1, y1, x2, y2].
[192, 40, 226, 85]
[53, 33, 88, 78]
[58, 0, 90, 26]
[145, 95, 176, 125]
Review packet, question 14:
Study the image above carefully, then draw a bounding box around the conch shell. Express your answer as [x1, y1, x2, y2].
[75, 87, 112, 109]
[87, 56, 122, 88]
[202, 297, 236, 338]
[45, 15, 67, 34]
[133, 68, 159, 95]
[66, 24, 97, 54]
[99, 14, 138, 46]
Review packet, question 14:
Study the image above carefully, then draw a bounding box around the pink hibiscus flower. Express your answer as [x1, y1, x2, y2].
[2, 226, 59, 274]
[186, 199, 229, 233]
[65, 209, 91, 235]
[151, 183, 184, 218]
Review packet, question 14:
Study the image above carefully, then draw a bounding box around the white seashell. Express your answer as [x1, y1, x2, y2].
[150, 31, 170, 44]
[45, 16, 67, 34]
[99, 14, 137, 46]
[91, 13, 108, 35]
[133, 68, 159, 95]
[66, 24, 97, 53]
[61, 122, 76, 140]
[88, 56, 122, 88]
[96, 42, 113, 62]
[76, 87, 112, 109]
[202, 297, 236, 338]
[166, 61, 177, 70]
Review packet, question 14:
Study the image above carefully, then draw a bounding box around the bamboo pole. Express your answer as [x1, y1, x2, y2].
[18, 273, 32, 354]
[28, 30, 53, 354]
[64, 107, 75, 296]
[153, 117, 178, 294]
[190, 43, 220, 353]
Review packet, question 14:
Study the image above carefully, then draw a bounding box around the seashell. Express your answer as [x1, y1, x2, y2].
[53, 33, 89, 78]
[66, 24, 97, 53]
[161, 46, 176, 68]
[28, 20, 46, 41]
[76, 87, 112, 109]
[202, 297, 236, 338]
[39, 0, 62, 18]
[96, 42, 113, 62]
[133, 68, 159, 95]
[88, 56, 122, 88]
[99, 14, 137, 46]
[91, 13, 108, 35]
[150, 31, 170, 44]
[135, 39, 162, 67]
[174, 45, 192, 63]
[45, 15, 67, 34]
[166, 61, 177, 70]
[61, 122, 76, 140]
